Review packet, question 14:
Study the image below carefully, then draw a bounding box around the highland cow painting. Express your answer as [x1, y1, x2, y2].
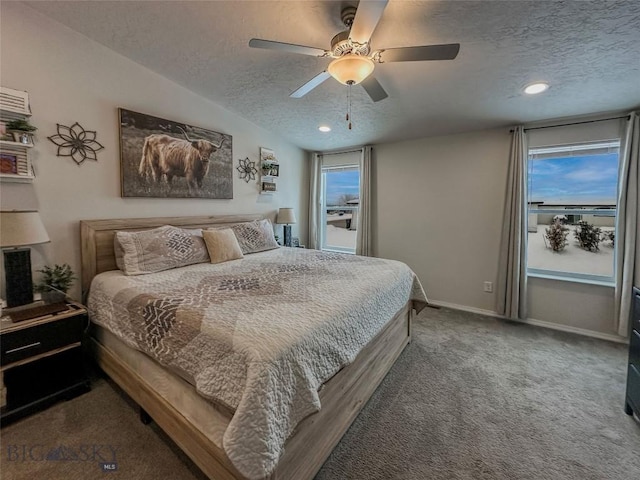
[119, 108, 233, 198]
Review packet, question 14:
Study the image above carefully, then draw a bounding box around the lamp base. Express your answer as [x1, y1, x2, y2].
[283, 225, 292, 247]
[4, 248, 34, 308]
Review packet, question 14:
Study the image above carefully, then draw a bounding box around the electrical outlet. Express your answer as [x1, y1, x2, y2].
[483, 281, 493, 293]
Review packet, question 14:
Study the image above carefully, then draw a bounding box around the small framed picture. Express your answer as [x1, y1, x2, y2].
[0, 153, 18, 174]
[291, 237, 300, 247]
[0, 122, 13, 141]
[269, 163, 279, 177]
[260, 147, 276, 164]
[261, 181, 277, 192]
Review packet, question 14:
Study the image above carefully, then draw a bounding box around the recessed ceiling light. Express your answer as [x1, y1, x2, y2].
[524, 82, 549, 95]
[318, 126, 331, 132]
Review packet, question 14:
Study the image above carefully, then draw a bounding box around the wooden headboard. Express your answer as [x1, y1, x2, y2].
[79, 214, 265, 298]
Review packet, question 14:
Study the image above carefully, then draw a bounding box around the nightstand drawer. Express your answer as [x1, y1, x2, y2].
[630, 329, 640, 368]
[633, 288, 640, 331]
[627, 364, 640, 411]
[1, 314, 86, 366]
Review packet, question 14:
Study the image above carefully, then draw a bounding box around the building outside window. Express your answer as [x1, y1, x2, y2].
[527, 140, 620, 284]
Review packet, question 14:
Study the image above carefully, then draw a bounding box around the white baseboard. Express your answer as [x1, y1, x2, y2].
[428, 300, 501, 318]
[517, 317, 627, 344]
[427, 300, 627, 345]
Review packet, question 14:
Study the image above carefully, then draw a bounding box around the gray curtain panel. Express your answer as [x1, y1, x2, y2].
[356, 146, 372, 256]
[496, 126, 528, 319]
[614, 112, 639, 337]
[308, 152, 322, 250]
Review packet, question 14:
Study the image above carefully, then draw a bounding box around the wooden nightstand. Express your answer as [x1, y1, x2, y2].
[0, 301, 91, 425]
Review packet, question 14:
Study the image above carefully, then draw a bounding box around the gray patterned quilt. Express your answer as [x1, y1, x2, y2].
[88, 247, 427, 479]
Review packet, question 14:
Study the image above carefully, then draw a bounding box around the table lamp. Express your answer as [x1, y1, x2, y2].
[276, 208, 296, 247]
[1, 210, 50, 307]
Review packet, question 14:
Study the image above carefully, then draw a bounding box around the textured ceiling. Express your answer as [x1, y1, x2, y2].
[24, 0, 640, 151]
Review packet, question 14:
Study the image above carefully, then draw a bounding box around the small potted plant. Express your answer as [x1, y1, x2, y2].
[6, 118, 37, 144]
[261, 162, 273, 175]
[33, 264, 76, 304]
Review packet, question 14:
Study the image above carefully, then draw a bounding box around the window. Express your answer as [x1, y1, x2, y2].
[527, 140, 620, 283]
[320, 165, 360, 253]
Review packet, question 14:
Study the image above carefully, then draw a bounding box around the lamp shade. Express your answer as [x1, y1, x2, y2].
[0, 210, 50, 247]
[327, 54, 375, 85]
[276, 208, 297, 225]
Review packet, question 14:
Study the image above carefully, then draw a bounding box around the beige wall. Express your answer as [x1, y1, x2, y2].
[373, 128, 624, 337]
[0, 3, 308, 301]
[527, 277, 615, 333]
[374, 129, 510, 312]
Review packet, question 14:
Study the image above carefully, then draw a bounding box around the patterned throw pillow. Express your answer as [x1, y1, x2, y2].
[114, 225, 210, 275]
[229, 219, 280, 254]
[202, 228, 244, 264]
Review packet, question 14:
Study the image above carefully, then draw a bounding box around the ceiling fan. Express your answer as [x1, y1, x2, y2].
[249, 0, 460, 103]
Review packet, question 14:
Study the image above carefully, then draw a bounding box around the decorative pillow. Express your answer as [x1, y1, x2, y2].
[114, 225, 210, 275]
[202, 228, 244, 264]
[229, 219, 279, 254]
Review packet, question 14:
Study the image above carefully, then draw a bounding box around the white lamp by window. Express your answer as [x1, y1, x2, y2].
[1, 210, 50, 307]
[276, 208, 297, 247]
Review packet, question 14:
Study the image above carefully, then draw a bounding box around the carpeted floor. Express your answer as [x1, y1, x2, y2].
[2, 307, 639, 479]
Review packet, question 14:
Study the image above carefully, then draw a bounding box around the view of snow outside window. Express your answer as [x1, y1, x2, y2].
[527, 141, 619, 281]
[323, 167, 359, 253]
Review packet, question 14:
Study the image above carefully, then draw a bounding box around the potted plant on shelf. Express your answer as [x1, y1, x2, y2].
[261, 162, 273, 176]
[33, 264, 76, 304]
[5, 118, 37, 145]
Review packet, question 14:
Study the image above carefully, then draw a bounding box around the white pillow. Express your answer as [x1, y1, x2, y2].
[114, 225, 210, 275]
[229, 219, 279, 254]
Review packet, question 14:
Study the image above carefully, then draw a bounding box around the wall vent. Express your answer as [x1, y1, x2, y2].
[0, 86, 31, 120]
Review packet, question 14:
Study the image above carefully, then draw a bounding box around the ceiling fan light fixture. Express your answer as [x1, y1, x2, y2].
[327, 54, 375, 85]
[524, 82, 549, 95]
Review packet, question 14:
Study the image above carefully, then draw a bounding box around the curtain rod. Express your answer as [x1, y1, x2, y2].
[510, 114, 630, 133]
[319, 148, 363, 156]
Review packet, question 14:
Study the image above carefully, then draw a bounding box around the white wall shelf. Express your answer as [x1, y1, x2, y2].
[260, 170, 279, 194]
[0, 172, 35, 183]
[1, 87, 34, 183]
[0, 140, 34, 149]
[259, 147, 279, 194]
[0, 87, 32, 119]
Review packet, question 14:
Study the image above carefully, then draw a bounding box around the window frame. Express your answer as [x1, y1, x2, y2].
[526, 140, 620, 285]
[320, 164, 359, 254]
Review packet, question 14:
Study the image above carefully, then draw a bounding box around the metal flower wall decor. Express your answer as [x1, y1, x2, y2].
[48, 122, 104, 165]
[236, 157, 258, 182]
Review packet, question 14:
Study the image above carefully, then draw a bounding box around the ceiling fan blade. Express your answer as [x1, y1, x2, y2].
[290, 71, 332, 98]
[379, 43, 460, 62]
[349, 0, 389, 45]
[360, 75, 388, 102]
[249, 38, 328, 57]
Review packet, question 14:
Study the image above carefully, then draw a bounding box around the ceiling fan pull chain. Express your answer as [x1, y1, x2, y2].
[347, 82, 353, 130]
[346, 84, 350, 122]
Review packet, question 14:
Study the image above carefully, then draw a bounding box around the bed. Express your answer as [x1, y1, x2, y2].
[80, 214, 427, 480]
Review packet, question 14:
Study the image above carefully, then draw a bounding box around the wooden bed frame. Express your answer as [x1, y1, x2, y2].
[80, 214, 413, 480]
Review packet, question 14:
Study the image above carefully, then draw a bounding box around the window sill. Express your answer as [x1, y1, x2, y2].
[322, 248, 355, 255]
[527, 271, 615, 288]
